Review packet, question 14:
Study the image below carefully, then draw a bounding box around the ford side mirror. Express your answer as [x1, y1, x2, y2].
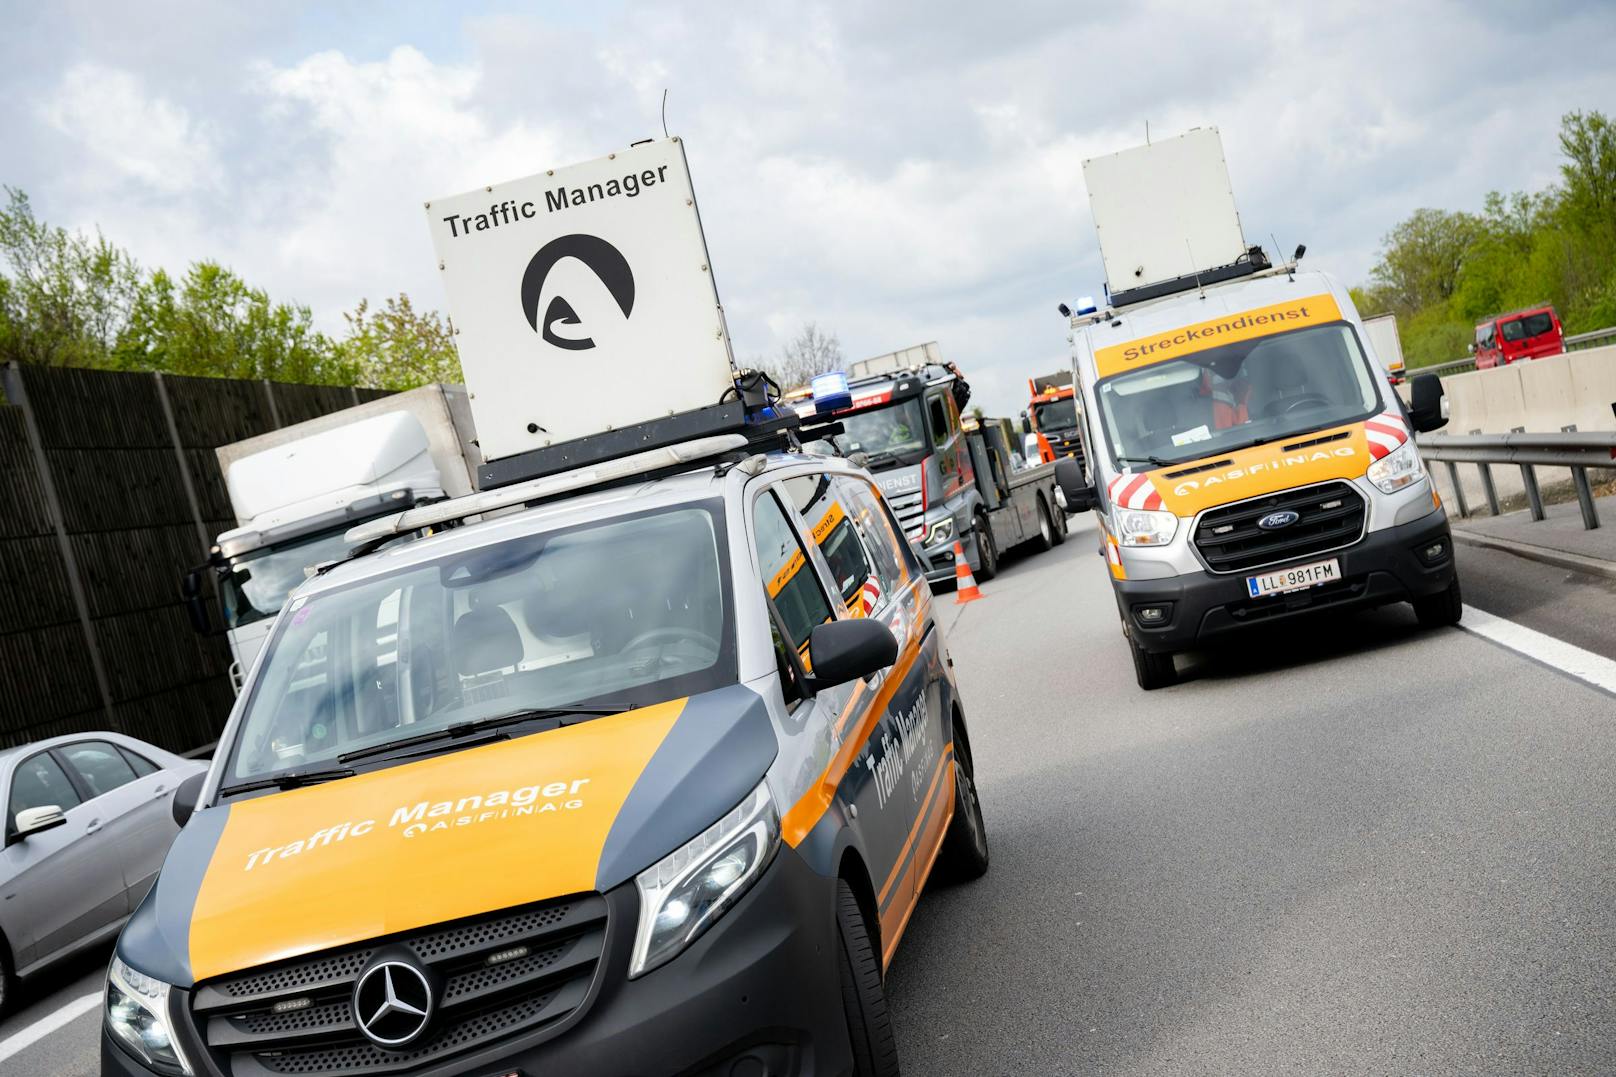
[181, 568, 212, 635]
[807, 619, 898, 689]
[10, 805, 67, 844]
[1054, 456, 1097, 512]
[1409, 373, 1448, 433]
[172, 771, 208, 828]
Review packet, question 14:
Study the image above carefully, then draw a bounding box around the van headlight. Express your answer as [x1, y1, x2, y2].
[630, 778, 780, 978]
[1367, 439, 1424, 494]
[1117, 508, 1177, 547]
[106, 955, 193, 1075]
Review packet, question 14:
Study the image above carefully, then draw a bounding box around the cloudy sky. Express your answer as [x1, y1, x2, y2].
[5, 0, 1615, 416]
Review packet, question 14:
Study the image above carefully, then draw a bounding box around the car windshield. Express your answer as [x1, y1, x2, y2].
[832, 399, 928, 462]
[220, 528, 356, 629]
[1094, 322, 1383, 469]
[224, 504, 735, 782]
[1033, 397, 1078, 431]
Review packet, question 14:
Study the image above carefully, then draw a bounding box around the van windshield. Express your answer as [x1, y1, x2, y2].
[1095, 323, 1383, 469]
[224, 504, 735, 782]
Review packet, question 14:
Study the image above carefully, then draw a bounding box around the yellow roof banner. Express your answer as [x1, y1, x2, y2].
[1094, 293, 1342, 378]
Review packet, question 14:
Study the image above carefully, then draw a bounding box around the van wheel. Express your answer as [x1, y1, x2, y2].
[836, 879, 901, 1077]
[972, 518, 998, 581]
[1413, 575, 1463, 628]
[1031, 502, 1055, 553]
[1129, 635, 1177, 690]
[938, 719, 989, 881]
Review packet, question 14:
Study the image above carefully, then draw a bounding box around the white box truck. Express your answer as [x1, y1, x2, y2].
[183, 384, 480, 690]
[1053, 127, 1460, 689]
[1362, 313, 1406, 382]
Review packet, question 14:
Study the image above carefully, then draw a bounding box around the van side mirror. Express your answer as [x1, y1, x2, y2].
[1467, 343, 1476, 355]
[806, 619, 898, 689]
[1054, 456, 1097, 512]
[181, 568, 212, 635]
[172, 771, 208, 828]
[10, 805, 67, 844]
[1408, 373, 1448, 433]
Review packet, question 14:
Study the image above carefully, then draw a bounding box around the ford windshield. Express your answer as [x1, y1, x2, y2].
[1094, 323, 1384, 469]
[224, 504, 735, 783]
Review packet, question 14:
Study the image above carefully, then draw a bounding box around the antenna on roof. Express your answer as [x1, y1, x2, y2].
[1271, 233, 1294, 281]
[1186, 240, 1205, 299]
[1145, 120, 1151, 145]
[661, 89, 670, 139]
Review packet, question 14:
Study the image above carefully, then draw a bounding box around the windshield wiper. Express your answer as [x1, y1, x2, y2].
[1116, 453, 1174, 467]
[337, 706, 632, 765]
[218, 767, 356, 796]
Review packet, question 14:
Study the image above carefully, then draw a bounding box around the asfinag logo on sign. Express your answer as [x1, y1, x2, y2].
[520, 234, 636, 351]
[425, 137, 734, 462]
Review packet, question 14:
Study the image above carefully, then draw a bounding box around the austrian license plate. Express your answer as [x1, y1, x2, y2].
[1246, 558, 1340, 598]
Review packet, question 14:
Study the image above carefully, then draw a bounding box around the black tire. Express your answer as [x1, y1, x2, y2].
[836, 879, 900, 1077]
[938, 719, 989, 881]
[1030, 501, 1055, 553]
[1051, 500, 1067, 545]
[0, 937, 12, 1018]
[972, 518, 999, 582]
[1129, 633, 1177, 690]
[1413, 574, 1463, 628]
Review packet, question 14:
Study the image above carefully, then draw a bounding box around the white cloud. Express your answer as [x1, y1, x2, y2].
[40, 64, 220, 196]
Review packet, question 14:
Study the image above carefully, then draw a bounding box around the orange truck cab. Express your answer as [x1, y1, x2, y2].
[1023, 374, 1086, 468]
[1472, 306, 1565, 368]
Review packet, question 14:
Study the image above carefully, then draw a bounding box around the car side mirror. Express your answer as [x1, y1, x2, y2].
[1054, 456, 1097, 512]
[806, 618, 898, 689]
[172, 771, 208, 828]
[1408, 373, 1448, 433]
[11, 805, 67, 843]
[181, 569, 212, 635]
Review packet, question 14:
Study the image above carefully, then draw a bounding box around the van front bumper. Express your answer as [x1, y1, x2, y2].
[103, 848, 851, 1077]
[1115, 508, 1456, 654]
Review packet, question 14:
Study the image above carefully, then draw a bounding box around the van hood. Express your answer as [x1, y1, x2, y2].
[1106, 412, 1409, 518]
[118, 685, 778, 987]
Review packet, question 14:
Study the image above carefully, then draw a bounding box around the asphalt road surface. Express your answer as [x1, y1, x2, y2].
[4, 515, 1613, 1076]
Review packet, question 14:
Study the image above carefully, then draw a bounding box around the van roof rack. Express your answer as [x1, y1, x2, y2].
[342, 404, 838, 555]
[1107, 245, 1271, 309]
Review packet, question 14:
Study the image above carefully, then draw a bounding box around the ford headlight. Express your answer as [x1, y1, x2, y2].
[921, 516, 955, 548]
[630, 778, 780, 977]
[1367, 439, 1424, 494]
[106, 955, 193, 1075]
[1117, 508, 1177, 547]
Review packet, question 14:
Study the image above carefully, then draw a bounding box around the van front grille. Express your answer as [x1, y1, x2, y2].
[1192, 481, 1367, 574]
[189, 894, 606, 1075]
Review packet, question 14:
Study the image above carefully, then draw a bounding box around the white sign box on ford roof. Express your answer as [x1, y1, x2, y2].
[1082, 127, 1247, 295]
[425, 137, 732, 462]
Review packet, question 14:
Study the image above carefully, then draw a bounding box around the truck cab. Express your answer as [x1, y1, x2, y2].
[1024, 373, 1086, 466]
[1059, 128, 1461, 690]
[1473, 305, 1565, 368]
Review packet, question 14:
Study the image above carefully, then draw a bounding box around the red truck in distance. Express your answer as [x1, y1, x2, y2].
[1472, 305, 1565, 369]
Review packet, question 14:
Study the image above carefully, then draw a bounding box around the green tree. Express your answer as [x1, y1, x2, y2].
[0, 187, 142, 367]
[1367, 207, 1484, 315]
[337, 294, 463, 389]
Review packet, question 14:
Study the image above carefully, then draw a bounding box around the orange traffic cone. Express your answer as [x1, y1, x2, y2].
[952, 540, 983, 604]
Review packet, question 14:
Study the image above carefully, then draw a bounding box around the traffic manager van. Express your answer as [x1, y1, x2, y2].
[102, 137, 987, 1077]
[1055, 129, 1459, 690]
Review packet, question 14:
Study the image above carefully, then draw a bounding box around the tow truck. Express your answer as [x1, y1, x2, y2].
[801, 344, 1066, 582]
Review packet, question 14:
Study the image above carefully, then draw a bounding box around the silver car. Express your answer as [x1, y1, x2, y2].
[0, 733, 206, 1012]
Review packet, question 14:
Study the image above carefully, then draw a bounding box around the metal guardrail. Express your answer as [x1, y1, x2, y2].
[1417, 430, 1616, 529]
[1406, 324, 1616, 379]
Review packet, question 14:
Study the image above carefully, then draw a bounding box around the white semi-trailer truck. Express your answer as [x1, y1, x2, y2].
[182, 384, 479, 690]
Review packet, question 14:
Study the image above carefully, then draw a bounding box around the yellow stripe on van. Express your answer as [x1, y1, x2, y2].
[1094, 294, 1342, 378]
[187, 701, 683, 981]
[1145, 422, 1372, 517]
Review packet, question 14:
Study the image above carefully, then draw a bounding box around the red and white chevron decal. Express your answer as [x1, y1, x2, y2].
[1363, 409, 1410, 460]
[1107, 472, 1165, 511]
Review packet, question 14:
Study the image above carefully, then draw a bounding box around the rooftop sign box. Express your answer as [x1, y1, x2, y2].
[1082, 127, 1248, 301]
[425, 137, 734, 463]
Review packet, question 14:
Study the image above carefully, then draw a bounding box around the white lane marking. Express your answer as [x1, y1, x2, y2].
[1461, 605, 1616, 696]
[0, 992, 101, 1065]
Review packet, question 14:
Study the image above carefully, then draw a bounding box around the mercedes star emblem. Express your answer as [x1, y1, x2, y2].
[353, 960, 434, 1048]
